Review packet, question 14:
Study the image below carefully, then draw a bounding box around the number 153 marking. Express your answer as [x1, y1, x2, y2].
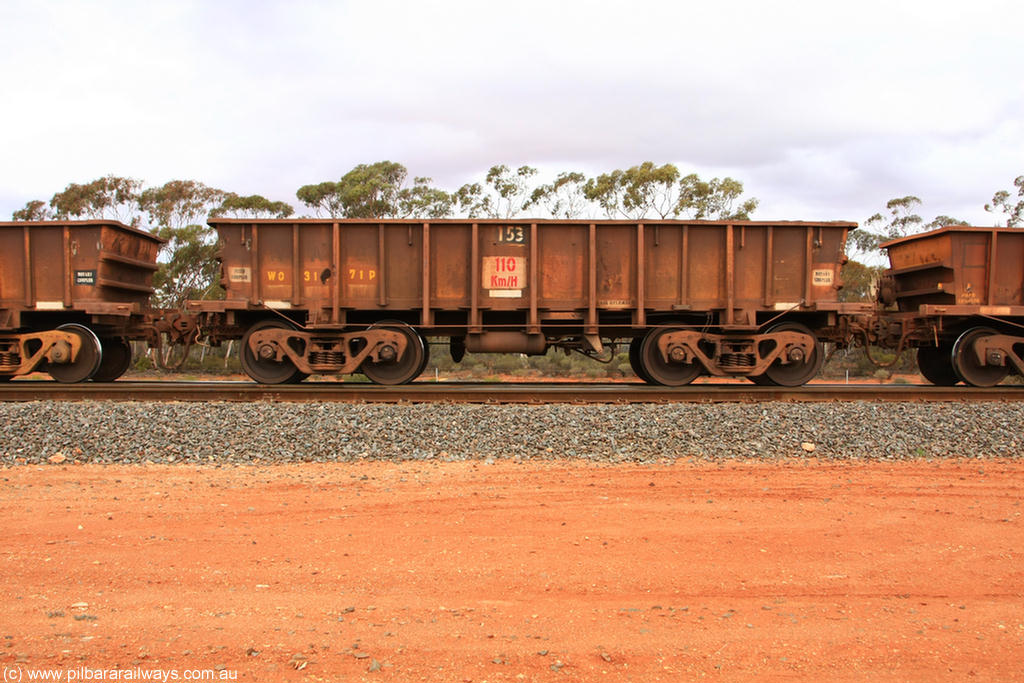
[497, 225, 525, 243]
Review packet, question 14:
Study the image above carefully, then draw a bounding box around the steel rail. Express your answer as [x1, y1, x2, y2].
[0, 380, 1021, 403]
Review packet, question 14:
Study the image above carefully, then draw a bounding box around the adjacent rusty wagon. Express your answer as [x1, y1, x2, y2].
[877, 226, 1024, 386]
[0, 220, 172, 381]
[189, 219, 858, 386]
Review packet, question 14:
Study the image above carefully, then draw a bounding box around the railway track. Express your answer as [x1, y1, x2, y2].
[0, 380, 1021, 403]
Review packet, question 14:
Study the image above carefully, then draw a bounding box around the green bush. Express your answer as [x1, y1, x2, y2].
[424, 343, 636, 380]
[821, 346, 916, 379]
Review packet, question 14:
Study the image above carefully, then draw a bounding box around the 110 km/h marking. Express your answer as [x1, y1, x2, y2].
[482, 256, 525, 295]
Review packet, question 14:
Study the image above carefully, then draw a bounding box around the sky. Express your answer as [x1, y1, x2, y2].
[1, 0, 1022, 227]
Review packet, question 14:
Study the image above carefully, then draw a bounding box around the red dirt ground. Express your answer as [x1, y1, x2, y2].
[2, 460, 1023, 682]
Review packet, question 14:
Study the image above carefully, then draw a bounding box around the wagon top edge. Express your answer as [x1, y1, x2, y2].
[0, 220, 165, 243]
[881, 225, 1022, 249]
[206, 217, 859, 228]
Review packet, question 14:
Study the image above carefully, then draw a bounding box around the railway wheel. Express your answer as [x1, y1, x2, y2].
[639, 327, 702, 386]
[916, 345, 960, 386]
[759, 322, 823, 387]
[952, 327, 1009, 387]
[628, 337, 653, 383]
[240, 320, 306, 385]
[360, 321, 426, 385]
[48, 324, 103, 383]
[92, 338, 133, 382]
[416, 332, 431, 378]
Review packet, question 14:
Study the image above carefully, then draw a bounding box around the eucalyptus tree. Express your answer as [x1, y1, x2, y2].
[11, 199, 52, 221]
[297, 161, 452, 218]
[985, 175, 1024, 227]
[455, 164, 539, 219]
[140, 180, 228, 307]
[583, 162, 758, 221]
[211, 193, 294, 219]
[46, 175, 145, 226]
[675, 174, 758, 220]
[527, 171, 589, 218]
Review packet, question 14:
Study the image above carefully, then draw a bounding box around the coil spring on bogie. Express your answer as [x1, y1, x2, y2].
[309, 351, 344, 367]
[720, 353, 755, 368]
[0, 351, 20, 371]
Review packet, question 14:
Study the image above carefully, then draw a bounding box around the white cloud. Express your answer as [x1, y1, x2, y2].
[1, 0, 1022, 226]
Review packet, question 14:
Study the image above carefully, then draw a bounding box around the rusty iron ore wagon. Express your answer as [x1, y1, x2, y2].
[188, 219, 860, 386]
[875, 226, 1024, 386]
[0, 220, 192, 382]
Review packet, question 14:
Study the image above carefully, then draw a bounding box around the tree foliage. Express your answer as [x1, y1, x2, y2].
[676, 174, 759, 220]
[140, 180, 229, 308]
[924, 215, 969, 230]
[852, 196, 968, 257]
[584, 162, 679, 219]
[399, 176, 455, 218]
[528, 171, 589, 219]
[211, 193, 294, 219]
[303, 161, 405, 219]
[851, 196, 923, 255]
[868, 195, 924, 239]
[985, 175, 1024, 227]
[151, 223, 223, 307]
[12, 199, 52, 221]
[295, 181, 347, 218]
[297, 161, 452, 219]
[132, 161, 758, 225]
[140, 180, 226, 230]
[455, 165, 539, 219]
[48, 175, 145, 226]
[838, 260, 885, 303]
[583, 162, 758, 221]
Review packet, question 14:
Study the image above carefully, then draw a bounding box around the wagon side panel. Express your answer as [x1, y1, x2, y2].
[0, 227, 28, 321]
[593, 224, 637, 313]
[87, 224, 160, 305]
[993, 230, 1024, 306]
[429, 223, 469, 310]
[732, 226, 768, 324]
[643, 224, 683, 312]
[216, 223, 254, 303]
[28, 225, 66, 309]
[537, 223, 586, 311]
[298, 223, 332, 312]
[684, 225, 726, 312]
